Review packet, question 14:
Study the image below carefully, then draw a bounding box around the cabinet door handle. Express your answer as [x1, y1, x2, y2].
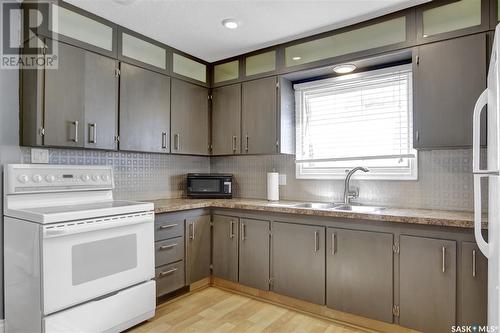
[314, 231, 319, 252]
[159, 224, 177, 230]
[161, 132, 167, 149]
[88, 123, 97, 144]
[241, 223, 246, 241]
[442, 246, 446, 273]
[331, 232, 336, 255]
[72, 120, 79, 143]
[245, 135, 249, 152]
[159, 243, 177, 250]
[159, 268, 178, 277]
[189, 222, 195, 240]
[174, 133, 181, 150]
[472, 249, 477, 277]
[232, 136, 237, 152]
[229, 220, 235, 239]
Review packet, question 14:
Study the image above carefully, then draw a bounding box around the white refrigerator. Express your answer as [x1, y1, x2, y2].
[473, 24, 500, 327]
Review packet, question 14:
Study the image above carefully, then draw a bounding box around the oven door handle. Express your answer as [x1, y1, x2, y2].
[43, 213, 154, 238]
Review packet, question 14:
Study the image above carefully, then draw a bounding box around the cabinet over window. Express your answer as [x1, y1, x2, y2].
[285, 16, 407, 68]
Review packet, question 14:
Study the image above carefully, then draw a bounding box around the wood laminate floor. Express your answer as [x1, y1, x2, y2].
[127, 287, 366, 333]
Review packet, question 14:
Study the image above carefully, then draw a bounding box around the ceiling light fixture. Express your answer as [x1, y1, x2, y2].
[222, 19, 239, 29]
[333, 63, 357, 74]
[292, 56, 302, 61]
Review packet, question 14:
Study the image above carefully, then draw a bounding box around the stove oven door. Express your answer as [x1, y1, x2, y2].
[41, 212, 155, 315]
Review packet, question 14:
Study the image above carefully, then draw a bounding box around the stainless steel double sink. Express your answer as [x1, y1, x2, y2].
[277, 202, 385, 213]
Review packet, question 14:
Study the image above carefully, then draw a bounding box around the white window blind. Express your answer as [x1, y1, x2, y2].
[295, 64, 417, 180]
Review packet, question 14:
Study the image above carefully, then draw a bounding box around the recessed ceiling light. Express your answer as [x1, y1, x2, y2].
[333, 64, 357, 74]
[222, 19, 239, 29]
[292, 56, 302, 61]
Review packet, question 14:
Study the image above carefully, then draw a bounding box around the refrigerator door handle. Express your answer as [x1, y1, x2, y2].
[473, 173, 490, 258]
[473, 89, 494, 174]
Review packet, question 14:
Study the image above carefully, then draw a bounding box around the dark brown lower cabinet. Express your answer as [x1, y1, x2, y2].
[460, 241, 487, 326]
[271, 222, 325, 305]
[212, 215, 239, 282]
[239, 218, 270, 290]
[326, 228, 394, 323]
[399, 235, 456, 333]
[185, 215, 211, 284]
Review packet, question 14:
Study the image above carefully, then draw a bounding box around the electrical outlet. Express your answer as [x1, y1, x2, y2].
[279, 174, 287, 186]
[31, 148, 49, 164]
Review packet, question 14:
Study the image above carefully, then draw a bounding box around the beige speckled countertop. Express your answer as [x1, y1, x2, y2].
[149, 198, 487, 229]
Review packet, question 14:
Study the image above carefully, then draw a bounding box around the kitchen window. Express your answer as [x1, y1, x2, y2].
[295, 64, 417, 180]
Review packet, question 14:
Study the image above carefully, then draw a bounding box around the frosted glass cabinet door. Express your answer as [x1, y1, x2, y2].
[417, 0, 487, 41]
[121, 33, 167, 70]
[173, 53, 207, 83]
[214, 60, 239, 84]
[285, 16, 406, 68]
[245, 51, 276, 77]
[50, 4, 114, 53]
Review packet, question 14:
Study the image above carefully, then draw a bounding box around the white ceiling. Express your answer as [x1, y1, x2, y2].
[65, 0, 430, 62]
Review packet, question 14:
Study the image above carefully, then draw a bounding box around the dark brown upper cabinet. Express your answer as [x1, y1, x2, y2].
[22, 41, 119, 150]
[413, 33, 487, 149]
[416, 0, 490, 44]
[240, 76, 295, 155]
[171, 79, 210, 156]
[119, 62, 171, 153]
[212, 84, 242, 155]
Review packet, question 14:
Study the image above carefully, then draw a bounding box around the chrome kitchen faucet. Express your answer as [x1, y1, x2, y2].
[343, 167, 369, 204]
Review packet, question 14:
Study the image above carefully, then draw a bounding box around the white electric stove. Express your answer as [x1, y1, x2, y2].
[3, 164, 156, 333]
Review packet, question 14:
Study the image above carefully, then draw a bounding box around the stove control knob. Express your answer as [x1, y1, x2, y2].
[45, 175, 56, 183]
[81, 175, 90, 182]
[101, 174, 110, 182]
[32, 175, 43, 183]
[17, 175, 29, 183]
[92, 175, 99, 182]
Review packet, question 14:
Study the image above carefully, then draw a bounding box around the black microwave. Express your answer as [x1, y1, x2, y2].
[187, 173, 233, 198]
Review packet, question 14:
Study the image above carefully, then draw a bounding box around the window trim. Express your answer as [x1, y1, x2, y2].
[294, 64, 418, 181]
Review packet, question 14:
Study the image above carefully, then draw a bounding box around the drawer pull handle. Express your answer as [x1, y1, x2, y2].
[442, 246, 446, 273]
[159, 224, 178, 230]
[472, 249, 477, 277]
[241, 223, 246, 241]
[314, 231, 319, 252]
[229, 220, 235, 239]
[159, 243, 177, 250]
[331, 232, 336, 255]
[232, 136, 237, 152]
[159, 268, 178, 277]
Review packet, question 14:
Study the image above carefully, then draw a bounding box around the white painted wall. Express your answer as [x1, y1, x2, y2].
[0, 69, 23, 320]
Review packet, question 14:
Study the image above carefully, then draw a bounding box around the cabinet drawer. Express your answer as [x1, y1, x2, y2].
[155, 217, 184, 241]
[155, 237, 184, 267]
[155, 261, 185, 297]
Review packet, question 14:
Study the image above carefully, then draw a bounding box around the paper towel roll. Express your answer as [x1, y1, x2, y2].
[267, 172, 279, 201]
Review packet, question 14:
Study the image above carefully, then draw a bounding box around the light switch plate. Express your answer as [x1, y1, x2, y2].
[279, 174, 287, 186]
[31, 148, 49, 164]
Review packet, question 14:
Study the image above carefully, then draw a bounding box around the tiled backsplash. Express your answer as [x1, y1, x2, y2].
[20, 147, 479, 211]
[21, 148, 210, 200]
[211, 149, 479, 212]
